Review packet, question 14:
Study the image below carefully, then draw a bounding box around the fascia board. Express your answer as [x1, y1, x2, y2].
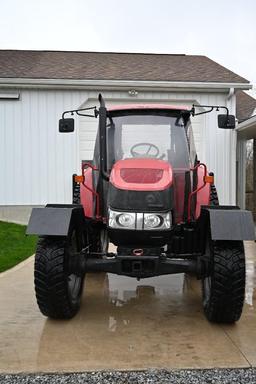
[0, 78, 252, 92]
[236, 115, 256, 132]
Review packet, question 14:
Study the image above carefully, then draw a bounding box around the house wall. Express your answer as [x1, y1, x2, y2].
[0, 89, 87, 207]
[236, 116, 256, 210]
[0, 88, 236, 218]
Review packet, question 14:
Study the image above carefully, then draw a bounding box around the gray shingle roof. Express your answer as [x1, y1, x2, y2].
[236, 91, 256, 122]
[0, 50, 249, 83]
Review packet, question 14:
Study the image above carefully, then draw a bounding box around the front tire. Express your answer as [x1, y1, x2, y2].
[34, 237, 84, 319]
[202, 240, 245, 323]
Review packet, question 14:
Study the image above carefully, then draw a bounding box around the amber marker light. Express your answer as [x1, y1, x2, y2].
[204, 175, 214, 184]
[74, 175, 84, 183]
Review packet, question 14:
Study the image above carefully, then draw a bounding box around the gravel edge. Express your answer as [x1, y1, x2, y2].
[1, 368, 256, 384]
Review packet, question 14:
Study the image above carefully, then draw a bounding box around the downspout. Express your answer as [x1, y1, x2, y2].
[227, 87, 235, 101]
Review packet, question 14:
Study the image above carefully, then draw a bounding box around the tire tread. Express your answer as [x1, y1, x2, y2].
[34, 238, 81, 319]
[203, 240, 245, 323]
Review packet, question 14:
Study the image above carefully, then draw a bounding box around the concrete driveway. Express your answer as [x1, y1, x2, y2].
[0, 242, 256, 373]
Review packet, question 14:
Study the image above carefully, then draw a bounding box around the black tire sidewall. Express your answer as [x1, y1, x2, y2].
[34, 234, 84, 319]
[202, 240, 245, 323]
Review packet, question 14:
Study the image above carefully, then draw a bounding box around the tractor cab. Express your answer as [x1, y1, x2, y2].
[95, 105, 197, 245]
[104, 105, 194, 167]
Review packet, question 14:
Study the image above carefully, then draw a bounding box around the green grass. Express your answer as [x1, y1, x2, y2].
[0, 221, 37, 273]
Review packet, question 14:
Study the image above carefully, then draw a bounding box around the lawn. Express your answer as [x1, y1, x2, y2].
[0, 221, 37, 273]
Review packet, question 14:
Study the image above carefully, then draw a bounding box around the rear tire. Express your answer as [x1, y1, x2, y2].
[89, 227, 109, 255]
[202, 240, 245, 323]
[209, 184, 219, 206]
[95, 228, 109, 253]
[34, 236, 84, 319]
[73, 183, 80, 204]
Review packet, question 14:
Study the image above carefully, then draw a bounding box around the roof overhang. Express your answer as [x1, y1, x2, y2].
[236, 115, 256, 139]
[0, 78, 252, 92]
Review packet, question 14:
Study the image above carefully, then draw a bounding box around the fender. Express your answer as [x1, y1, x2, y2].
[26, 204, 85, 237]
[200, 206, 255, 241]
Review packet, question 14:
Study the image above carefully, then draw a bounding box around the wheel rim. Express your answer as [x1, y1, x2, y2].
[203, 235, 212, 307]
[203, 276, 211, 306]
[68, 274, 82, 304]
[67, 230, 83, 304]
[100, 229, 109, 253]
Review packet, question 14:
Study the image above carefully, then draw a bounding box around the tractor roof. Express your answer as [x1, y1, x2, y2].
[107, 104, 190, 112]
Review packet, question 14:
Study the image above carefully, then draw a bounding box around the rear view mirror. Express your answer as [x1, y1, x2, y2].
[218, 114, 236, 129]
[59, 118, 74, 133]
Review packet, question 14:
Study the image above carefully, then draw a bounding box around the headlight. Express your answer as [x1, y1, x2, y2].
[108, 210, 136, 230]
[144, 212, 171, 230]
[144, 214, 161, 229]
[117, 213, 136, 227]
[108, 209, 172, 230]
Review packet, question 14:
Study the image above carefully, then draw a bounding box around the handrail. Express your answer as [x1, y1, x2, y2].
[82, 163, 101, 220]
[187, 163, 207, 222]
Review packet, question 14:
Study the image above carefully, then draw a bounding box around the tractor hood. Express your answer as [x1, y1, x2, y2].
[108, 158, 174, 214]
[108, 158, 174, 245]
[110, 158, 173, 191]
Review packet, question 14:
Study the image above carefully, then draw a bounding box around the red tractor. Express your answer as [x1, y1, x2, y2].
[27, 94, 255, 323]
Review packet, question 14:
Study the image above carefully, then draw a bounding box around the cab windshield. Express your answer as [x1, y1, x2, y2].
[106, 112, 190, 169]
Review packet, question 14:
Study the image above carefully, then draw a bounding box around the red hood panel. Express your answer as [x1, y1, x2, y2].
[110, 158, 173, 191]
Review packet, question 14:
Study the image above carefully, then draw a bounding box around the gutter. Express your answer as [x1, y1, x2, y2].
[236, 114, 256, 132]
[0, 78, 252, 92]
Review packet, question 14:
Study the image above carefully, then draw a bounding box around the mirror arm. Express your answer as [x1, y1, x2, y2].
[191, 104, 230, 118]
[62, 106, 99, 119]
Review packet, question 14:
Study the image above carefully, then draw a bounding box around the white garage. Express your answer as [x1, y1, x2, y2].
[0, 50, 252, 222]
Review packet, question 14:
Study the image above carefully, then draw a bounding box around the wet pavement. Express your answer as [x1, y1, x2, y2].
[0, 241, 256, 373]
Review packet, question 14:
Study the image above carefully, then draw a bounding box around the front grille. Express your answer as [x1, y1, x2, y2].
[120, 168, 163, 184]
[108, 184, 173, 212]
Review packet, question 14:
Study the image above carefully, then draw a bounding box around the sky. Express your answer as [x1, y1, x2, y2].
[0, 0, 256, 90]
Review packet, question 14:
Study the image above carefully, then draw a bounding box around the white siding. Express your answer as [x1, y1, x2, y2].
[0, 89, 89, 205]
[0, 88, 235, 206]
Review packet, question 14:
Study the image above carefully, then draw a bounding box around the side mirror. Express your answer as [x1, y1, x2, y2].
[59, 118, 74, 133]
[218, 114, 236, 129]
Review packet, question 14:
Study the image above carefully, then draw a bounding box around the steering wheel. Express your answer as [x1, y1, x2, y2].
[130, 142, 160, 158]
